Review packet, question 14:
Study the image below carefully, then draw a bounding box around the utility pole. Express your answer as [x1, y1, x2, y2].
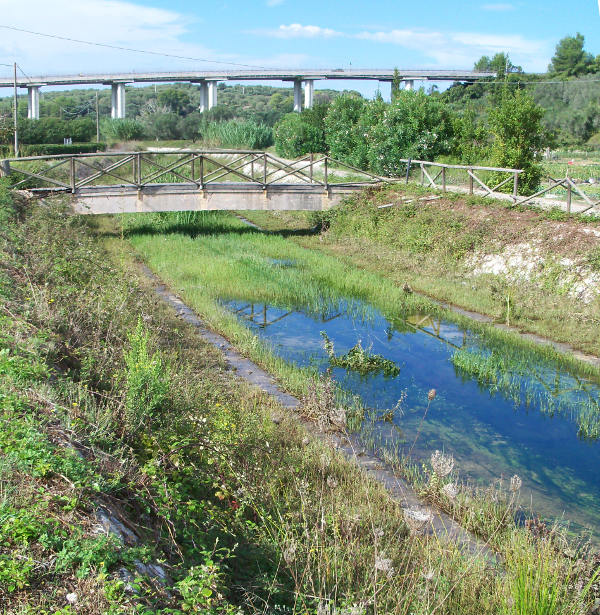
[95, 91, 100, 142]
[13, 62, 18, 157]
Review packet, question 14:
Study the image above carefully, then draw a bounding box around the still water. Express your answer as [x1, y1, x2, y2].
[224, 297, 600, 538]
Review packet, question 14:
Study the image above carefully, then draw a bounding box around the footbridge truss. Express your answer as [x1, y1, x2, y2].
[0, 150, 396, 213]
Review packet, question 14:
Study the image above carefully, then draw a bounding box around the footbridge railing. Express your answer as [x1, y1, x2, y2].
[0, 150, 394, 214]
[0, 150, 389, 194]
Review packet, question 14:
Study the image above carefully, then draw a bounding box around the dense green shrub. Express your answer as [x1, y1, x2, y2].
[19, 143, 106, 156]
[366, 91, 455, 176]
[18, 118, 96, 144]
[273, 113, 324, 157]
[101, 118, 146, 141]
[324, 94, 366, 161]
[488, 87, 546, 194]
[453, 103, 489, 165]
[350, 98, 387, 168]
[144, 112, 181, 140]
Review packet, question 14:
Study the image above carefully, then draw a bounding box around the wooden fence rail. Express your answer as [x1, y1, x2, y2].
[400, 158, 523, 202]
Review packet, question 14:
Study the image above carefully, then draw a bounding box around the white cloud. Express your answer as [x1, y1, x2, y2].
[356, 28, 549, 71]
[256, 24, 343, 39]
[481, 3, 515, 10]
[0, 0, 268, 78]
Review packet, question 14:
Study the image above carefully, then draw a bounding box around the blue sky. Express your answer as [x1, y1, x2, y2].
[0, 0, 599, 97]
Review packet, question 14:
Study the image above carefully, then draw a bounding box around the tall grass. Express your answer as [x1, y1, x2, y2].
[201, 120, 273, 149]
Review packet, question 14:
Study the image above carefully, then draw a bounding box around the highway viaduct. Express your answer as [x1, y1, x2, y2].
[0, 69, 494, 120]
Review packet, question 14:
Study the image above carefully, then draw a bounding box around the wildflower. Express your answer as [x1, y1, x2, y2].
[317, 602, 330, 615]
[403, 508, 434, 533]
[510, 474, 522, 492]
[283, 540, 297, 565]
[422, 568, 435, 582]
[428, 389, 437, 401]
[430, 450, 454, 478]
[374, 555, 394, 577]
[441, 483, 459, 500]
[326, 475, 338, 489]
[66, 593, 78, 605]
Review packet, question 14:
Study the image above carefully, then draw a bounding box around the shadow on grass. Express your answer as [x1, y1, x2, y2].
[120, 221, 320, 240]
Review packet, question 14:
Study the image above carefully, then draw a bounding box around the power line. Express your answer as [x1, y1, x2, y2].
[0, 24, 269, 70]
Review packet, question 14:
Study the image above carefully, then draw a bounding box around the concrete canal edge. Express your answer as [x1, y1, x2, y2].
[140, 264, 500, 565]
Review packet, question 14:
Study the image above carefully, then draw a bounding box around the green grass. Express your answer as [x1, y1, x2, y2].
[2, 184, 600, 614]
[242, 184, 600, 361]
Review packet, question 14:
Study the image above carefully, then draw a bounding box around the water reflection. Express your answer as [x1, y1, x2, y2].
[223, 298, 600, 537]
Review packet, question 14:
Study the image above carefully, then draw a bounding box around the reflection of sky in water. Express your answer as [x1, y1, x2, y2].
[224, 298, 600, 538]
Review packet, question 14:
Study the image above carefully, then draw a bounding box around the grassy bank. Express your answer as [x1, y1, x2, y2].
[243, 183, 600, 360]
[2, 187, 599, 613]
[119, 210, 600, 535]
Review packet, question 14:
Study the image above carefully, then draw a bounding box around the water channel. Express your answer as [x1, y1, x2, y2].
[222, 294, 600, 539]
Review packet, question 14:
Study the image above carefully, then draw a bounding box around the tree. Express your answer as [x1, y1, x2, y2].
[488, 87, 547, 194]
[157, 89, 192, 115]
[453, 103, 488, 164]
[178, 113, 202, 142]
[273, 113, 325, 158]
[548, 33, 593, 76]
[0, 115, 13, 146]
[146, 113, 181, 140]
[365, 90, 454, 176]
[323, 94, 365, 161]
[474, 53, 522, 79]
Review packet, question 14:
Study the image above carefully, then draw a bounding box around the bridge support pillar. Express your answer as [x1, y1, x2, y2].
[198, 81, 209, 112]
[293, 79, 302, 112]
[27, 86, 41, 120]
[111, 83, 127, 119]
[303, 79, 314, 109]
[208, 81, 218, 109]
[404, 80, 414, 91]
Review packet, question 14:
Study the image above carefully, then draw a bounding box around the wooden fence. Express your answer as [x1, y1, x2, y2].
[401, 159, 523, 201]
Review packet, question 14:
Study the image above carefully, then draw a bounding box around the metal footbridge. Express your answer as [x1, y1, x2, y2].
[0, 150, 394, 213]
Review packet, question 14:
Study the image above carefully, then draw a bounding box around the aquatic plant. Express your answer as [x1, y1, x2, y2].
[320, 332, 400, 378]
[451, 347, 600, 441]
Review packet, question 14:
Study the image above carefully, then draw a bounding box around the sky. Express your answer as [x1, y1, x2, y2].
[0, 0, 599, 98]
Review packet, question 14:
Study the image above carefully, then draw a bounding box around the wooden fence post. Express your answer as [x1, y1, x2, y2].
[324, 156, 328, 188]
[70, 157, 76, 193]
[135, 152, 141, 187]
[566, 180, 572, 216]
[513, 172, 519, 200]
[263, 153, 267, 188]
[468, 168, 473, 195]
[309, 153, 313, 183]
[420, 163, 424, 185]
[442, 166, 446, 192]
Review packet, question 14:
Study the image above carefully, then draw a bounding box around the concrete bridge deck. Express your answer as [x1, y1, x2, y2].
[0, 68, 496, 118]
